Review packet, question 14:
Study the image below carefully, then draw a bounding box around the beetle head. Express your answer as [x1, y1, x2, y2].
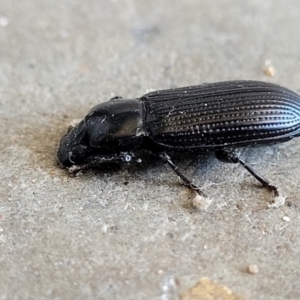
[57, 99, 145, 168]
[57, 120, 91, 167]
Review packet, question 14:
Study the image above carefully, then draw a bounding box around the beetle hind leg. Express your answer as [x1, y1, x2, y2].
[159, 152, 206, 196]
[215, 149, 279, 196]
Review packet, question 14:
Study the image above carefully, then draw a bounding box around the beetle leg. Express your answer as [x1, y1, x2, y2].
[82, 152, 141, 167]
[159, 152, 206, 196]
[68, 152, 141, 175]
[215, 149, 279, 196]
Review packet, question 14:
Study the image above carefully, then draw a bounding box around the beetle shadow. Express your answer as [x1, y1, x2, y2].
[77, 150, 214, 191]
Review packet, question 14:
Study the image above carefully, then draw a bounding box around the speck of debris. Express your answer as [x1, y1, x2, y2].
[264, 66, 276, 77]
[268, 195, 286, 208]
[263, 60, 276, 77]
[161, 276, 180, 300]
[192, 194, 212, 210]
[181, 277, 247, 300]
[282, 216, 290, 222]
[236, 203, 243, 210]
[248, 264, 259, 274]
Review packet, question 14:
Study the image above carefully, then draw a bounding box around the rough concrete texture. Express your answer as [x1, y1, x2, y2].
[1, 0, 300, 299]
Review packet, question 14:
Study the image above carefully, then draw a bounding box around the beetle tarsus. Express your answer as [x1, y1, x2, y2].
[159, 152, 206, 196]
[263, 184, 279, 197]
[215, 149, 279, 196]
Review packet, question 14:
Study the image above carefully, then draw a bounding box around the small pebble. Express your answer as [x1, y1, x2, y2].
[248, 264, 259, 274]
[264, 66, 276, 77]
[263, 60, 276, 77]
[282, 216, 290, 222]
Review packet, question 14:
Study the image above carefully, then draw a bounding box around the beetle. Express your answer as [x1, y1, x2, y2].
[57, 80, 300, 197]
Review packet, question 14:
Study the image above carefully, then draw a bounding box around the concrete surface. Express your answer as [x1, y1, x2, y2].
[1, 0, 300, 299]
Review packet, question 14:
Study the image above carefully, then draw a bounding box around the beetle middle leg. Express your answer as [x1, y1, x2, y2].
[159, 152, 206, 196]
[215, 149, 279, 196]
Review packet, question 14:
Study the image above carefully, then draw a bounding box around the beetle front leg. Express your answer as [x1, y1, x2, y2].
[215, 149, 279, 196]
[85, 151, 141, 166]
[159, 152, 206, 196]
[69, 152, 141, 172]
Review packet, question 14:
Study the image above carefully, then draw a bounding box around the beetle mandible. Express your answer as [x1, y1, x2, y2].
[57, 80, 300, 197]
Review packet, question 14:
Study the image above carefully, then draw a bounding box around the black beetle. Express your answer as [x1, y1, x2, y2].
[57, 80, 300, 197]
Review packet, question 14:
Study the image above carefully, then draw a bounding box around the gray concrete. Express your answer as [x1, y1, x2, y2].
[1, 0, 300, 299]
